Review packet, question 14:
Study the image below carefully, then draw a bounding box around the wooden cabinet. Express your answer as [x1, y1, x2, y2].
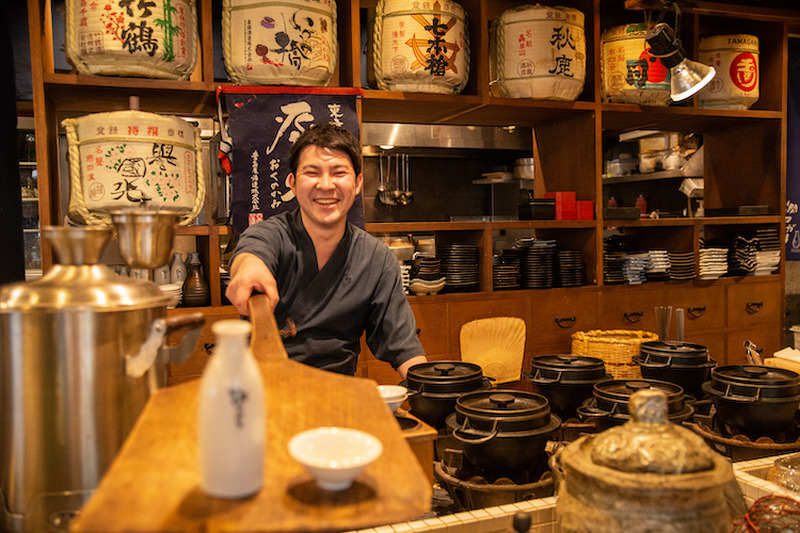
[26, 0, 797, 385]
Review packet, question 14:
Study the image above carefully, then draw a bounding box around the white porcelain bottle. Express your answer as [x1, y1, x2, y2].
[198, 319, 265, 498]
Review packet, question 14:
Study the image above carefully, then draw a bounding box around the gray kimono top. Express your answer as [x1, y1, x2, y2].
[232, 208, 424, 375]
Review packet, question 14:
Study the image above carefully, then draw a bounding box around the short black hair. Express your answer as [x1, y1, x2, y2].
[288, 122, 362, 176]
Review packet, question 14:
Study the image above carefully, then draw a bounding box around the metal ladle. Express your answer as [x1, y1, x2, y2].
[378, 152, 397, 206]
[398, 153, 414, 205]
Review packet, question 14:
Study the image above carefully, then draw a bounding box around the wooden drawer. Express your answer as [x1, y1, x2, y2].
[664, 282, 726, 336]
[727, 281, 783, 329]
[529, 287, 598, 346]
[597, 286, 666, 333]
[683, 331, 726, 368]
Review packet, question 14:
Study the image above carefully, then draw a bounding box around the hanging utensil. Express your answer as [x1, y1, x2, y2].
[398, 153, 414, 206]
[378, 151, 397, 206]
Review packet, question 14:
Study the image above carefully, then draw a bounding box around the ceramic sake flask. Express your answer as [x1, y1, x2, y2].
[699, 34, 759, 110]
[221, 0, 338, 86]
[601, 23, 671, 106]
[198, 319, 266, 498]
[490, 4, 586, 100]
[64, 0, 198, 79]
[367, 0, 470, 94]
[61, 110, 206, 226]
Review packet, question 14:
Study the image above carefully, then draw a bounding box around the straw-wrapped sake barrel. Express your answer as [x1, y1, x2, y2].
[367, 0, 470, 94]
[601, 23, 671, 106]
[699, 34, 759, 110]
[62, 111, 206, 226]
[222, 0, 338, 86]
[489, 4, 586, 100]
[64, 0, 198, 79]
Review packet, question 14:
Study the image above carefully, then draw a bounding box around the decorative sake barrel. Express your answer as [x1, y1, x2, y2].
[368, 0, 470, 94]
[221, 0, 338, 86]
[490, 4, 586, 100]
[601, 23, 671, 106]
[62, 111, 206, 226]
[699, 34, 759, 110]
[64, 0, 198, 80]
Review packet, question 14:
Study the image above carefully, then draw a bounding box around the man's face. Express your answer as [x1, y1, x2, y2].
[289, 144, 363, 233]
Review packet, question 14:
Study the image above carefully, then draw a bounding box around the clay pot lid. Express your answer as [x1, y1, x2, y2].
[589, 389, 715, 475]
[707, 365, 800, 400]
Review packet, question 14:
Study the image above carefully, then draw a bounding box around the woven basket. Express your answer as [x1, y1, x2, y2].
[571, 329, 658, 379]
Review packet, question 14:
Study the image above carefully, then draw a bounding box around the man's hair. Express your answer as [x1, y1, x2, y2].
[288, 122, 362, 176]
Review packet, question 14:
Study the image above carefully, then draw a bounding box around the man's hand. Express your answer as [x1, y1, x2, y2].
[225, 253, 280, 315]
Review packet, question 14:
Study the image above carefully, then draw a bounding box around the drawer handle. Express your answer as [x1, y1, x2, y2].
[746, 301, 763, 314]
[555, 317, 576, 329]
[624, 311, 643, 324]
[687, 306, 706, 319]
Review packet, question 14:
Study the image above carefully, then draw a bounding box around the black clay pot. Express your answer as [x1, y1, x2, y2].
[404, 361, 492, 429]
[633, 341, 716, 397]
[702, 365, 800, 436]
[524, 354, 611, 420]
[445, 390, 561, 475]
[577, 378, 694, 431]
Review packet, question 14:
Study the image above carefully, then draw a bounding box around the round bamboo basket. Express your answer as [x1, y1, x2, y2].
[571, 330, 658, 379]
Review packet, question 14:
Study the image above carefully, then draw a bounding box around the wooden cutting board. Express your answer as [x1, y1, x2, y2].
[71, 294, 431, 532]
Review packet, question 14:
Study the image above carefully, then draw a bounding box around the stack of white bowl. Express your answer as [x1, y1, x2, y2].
[158, 283, 183, 308]
[377, 385, 408, 414]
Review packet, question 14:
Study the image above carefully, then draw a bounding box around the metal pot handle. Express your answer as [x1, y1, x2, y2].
[722, 383, 761, 403]
[452, 419, 498, 445]
[527, 368, 560, 384]
[124, 312, 205, 378]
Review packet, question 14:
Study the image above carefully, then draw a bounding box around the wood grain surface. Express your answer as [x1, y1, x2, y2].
[72, 294, 432, 532]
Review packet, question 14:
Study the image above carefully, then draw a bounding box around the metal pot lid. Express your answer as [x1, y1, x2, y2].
[706, 365, 800, 399]
[453, 389, 553, 432]
[406, 361, 486, 393]
[0, 265, 171, 311]
[528, 354, 607, 383]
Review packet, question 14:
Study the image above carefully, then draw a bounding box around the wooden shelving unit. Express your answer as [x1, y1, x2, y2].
[25, 0, 800, 384]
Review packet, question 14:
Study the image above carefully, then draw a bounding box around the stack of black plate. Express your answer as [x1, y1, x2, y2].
[437, 244, 480, 293]
[521, 244, 555, 289]
[668, 251, 695, 280]
[556, 249, 584, 287]
[603, 252, 626, 284]
[757, 228, 781, 251]
[414, 258, 442, 280]
[493, 251, 521, 290]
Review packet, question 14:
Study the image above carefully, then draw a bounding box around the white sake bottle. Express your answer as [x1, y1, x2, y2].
[198, 319, 265, 498]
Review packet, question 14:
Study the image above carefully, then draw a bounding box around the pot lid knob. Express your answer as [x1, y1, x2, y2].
[589, 389, 715, 474]
[489, 393, 516, 408]
[434, 363, 456, 375]
[556, 355, 577, 365]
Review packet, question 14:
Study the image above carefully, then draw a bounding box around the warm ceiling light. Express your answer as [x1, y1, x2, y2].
[645, 22, 716, 102]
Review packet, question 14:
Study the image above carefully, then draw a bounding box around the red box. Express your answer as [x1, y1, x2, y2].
[544, 191, 577, 220]
[577, 200, 594, 220]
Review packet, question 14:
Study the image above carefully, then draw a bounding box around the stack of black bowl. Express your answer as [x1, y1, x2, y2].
[403, 361, 492, 430]
[633, 341, 717, 398]
[445, 390, 561, 476]
[524, 354, 611, 420]
[702, 365, 800, 437]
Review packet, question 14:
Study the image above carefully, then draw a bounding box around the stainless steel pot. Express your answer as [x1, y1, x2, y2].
[0, 226, 203, 533]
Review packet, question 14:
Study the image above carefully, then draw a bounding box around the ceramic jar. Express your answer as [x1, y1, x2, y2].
[182, 252, 210, 307]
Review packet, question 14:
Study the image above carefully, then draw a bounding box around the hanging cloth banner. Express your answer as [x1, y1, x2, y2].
[217, 86, 364, 236]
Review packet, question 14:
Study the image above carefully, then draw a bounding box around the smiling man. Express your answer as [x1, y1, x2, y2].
[226, 123, 427, 379]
